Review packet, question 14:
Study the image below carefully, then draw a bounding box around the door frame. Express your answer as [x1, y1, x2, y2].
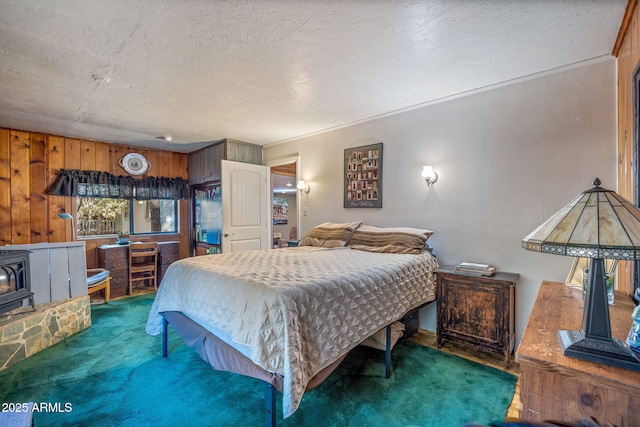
[632, 61, 640, 298]
[264, 155, 301, 242]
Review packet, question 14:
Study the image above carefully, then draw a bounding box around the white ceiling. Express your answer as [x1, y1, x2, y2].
[0, 0, 628, 153]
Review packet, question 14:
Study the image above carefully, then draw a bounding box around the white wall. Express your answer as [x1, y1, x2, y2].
[263, 58, 618, 346]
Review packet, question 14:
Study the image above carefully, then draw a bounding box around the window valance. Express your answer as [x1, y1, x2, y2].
[47, 169, 189, 200]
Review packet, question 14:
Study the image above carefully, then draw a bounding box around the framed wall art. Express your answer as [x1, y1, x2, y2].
[344, 143, 382, 208]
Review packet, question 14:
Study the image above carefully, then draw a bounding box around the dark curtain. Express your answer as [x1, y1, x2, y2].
[47, 169, 188, 200]
[133, 176, 189, 200]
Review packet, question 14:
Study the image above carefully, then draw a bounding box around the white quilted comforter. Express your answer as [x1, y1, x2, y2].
[146, 246, 437, 417]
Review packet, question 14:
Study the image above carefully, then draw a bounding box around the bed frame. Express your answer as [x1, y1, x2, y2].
[161, 300, 434, 427]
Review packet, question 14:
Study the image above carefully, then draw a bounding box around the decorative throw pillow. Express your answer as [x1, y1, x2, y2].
[298, 221, 362, 248]
[347, 225, 434, 254]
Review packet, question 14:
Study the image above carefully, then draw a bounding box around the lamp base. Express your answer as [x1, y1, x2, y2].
[558, 329, 640, 371]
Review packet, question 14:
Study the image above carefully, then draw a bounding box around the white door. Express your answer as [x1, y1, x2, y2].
[221, 160, 270, 253]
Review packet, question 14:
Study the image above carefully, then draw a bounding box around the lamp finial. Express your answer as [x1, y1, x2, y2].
[593, 177, 601, 187]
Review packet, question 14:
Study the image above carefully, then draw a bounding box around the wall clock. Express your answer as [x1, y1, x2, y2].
[120, 153, 149, 175]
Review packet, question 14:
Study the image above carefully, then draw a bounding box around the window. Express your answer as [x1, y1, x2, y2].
[77, 198, 177, 237]
[132, 200, 177, 234]
[47, 169, 186, 238]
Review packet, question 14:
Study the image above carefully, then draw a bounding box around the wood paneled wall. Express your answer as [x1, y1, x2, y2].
[0, 127, 190, 269]
[617, 0, 639, 294]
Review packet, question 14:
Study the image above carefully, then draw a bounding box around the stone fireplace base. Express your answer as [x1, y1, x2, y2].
[0, 296, 91, 370]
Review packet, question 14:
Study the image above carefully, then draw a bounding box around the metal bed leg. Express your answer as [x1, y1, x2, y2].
[162, 316, 168, 358]
[385, 324, 392, 379]
[265, 382, 276, 427]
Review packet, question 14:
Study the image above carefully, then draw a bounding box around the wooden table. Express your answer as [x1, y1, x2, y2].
[516, 280, 640, 425]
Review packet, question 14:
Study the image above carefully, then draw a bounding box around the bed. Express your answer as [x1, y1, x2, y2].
[145, 222, 438, 425]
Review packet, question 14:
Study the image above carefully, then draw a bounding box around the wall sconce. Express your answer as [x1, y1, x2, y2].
[421, 166, 438, 187]
[297, 180, 310, 194]
[57, 212, 76, 241]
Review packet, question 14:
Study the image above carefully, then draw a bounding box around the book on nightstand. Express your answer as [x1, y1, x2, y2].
[455, 262, 496, 276]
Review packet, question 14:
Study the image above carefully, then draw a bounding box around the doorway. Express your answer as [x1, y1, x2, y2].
[270, 160, 299, 248]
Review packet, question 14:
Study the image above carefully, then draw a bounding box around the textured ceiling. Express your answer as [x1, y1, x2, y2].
[0, 0, 628, 153]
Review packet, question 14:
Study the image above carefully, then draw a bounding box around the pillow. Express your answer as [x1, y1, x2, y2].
[347, 225, 434, 254]
[87, 269, 110, 286]
[298, 221, 362, 248]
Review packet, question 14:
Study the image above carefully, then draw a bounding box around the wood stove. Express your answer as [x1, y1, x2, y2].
[0, 250, 35, 315]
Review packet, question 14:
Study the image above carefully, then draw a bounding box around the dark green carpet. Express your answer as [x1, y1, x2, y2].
[0, 294, 517, 426]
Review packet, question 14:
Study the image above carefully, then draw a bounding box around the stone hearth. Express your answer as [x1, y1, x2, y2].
[0, 296, 91, 370]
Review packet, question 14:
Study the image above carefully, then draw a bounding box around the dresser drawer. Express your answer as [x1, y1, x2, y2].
[104, 259, 128, 271]
[159, 242, 179, 255]
[100, 246, 128, 261]
[109, 269, 129, 284]
[110, 280, 128, 298]
[159, 254, 180, 265]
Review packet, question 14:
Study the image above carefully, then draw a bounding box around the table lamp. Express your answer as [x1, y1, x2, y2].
[522, 178, 640, 371]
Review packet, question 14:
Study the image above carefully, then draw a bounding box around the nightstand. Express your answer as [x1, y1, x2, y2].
[435, 266, 519, 368]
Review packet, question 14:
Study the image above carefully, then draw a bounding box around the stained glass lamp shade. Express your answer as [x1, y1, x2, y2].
[522, 178, 640, 370]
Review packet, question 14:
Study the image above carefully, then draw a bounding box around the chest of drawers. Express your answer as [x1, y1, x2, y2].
[98, 244, 129, 297]
[158, 242, 179, 283]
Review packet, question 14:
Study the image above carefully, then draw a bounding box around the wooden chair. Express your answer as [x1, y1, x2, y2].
[128, 242, 158, 294]
[86, 268, 110, 304]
